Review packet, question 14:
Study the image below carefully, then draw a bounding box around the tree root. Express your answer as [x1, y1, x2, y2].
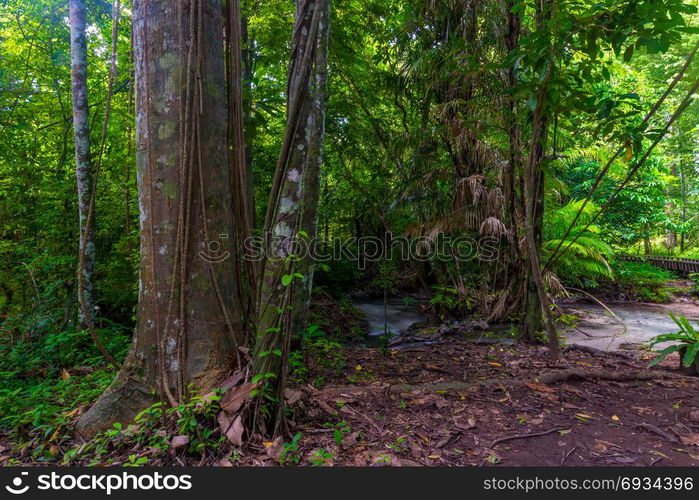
[635, 423, 678, 443]
[318, 368, 690, 400]
[562, 343, 636, 360]
[489, 426, 568, 449]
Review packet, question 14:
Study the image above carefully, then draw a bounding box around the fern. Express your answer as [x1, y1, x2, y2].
[543, 200, 614, 285]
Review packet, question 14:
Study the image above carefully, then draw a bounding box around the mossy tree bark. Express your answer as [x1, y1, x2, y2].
[69, 0, 95, 327]
[77, 0, 243, 436]
[252, 0, 326, 435]
[290, 0, 330, 343]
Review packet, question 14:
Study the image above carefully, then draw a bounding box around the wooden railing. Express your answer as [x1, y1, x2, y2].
[618, 255, 699, 274]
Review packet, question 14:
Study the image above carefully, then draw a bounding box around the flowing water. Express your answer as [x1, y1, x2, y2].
[355, 297, 699, 352]
[355, 298, 425, 337]
[562, 301, 699, 351]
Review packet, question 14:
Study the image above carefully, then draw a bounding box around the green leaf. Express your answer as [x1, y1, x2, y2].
[682, 343, 699, 368]
[648, 344, 684, 367]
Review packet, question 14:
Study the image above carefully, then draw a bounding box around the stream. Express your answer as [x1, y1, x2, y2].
[355, 298, 699, 351]
[355, 298, 426, 337]
[563, 301, 699, 351]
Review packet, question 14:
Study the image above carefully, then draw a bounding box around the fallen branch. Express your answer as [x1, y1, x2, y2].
[489, 427, 568, 449]
[536, 368, 668, 385]
[562, 343, 636, 360]
[561, 446, 577, 466]
[635, 423, 678, 444]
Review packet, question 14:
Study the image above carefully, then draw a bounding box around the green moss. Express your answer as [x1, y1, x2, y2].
[162, 181, 177, 200]
[158, 120, 176, 140]
[158, 53, 178, 70]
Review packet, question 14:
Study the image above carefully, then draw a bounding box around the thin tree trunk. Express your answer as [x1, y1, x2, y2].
[226, 0, 256, 337]
[69, 0, 95, 327]
[521, 0, 559, 359]
[252, 0, 324, 434]
[503, 0, 521, 241]
[680, 162, 686, 252]
[665, 164, 677, 252]
[77, 0, 243, 436]
[643, 224, 652, 255]
[241, 9, 257, 229]
[290, 0, 330, 341]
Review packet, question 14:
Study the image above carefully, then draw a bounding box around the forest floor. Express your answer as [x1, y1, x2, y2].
[1, 339, 698, 467]
[253, 341, 699, 467]
[3, 285, 699, 467]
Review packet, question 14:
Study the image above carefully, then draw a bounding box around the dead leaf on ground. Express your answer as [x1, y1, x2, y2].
[171, 435, 190, 451]
[317, 399, 339, 417]
[631, 406, 658, 416]
[680, 434, 699, 446]
[524, 382, 556, 393]
[220, 382, 259, 415]
[453, 417, 476, 430]
[396, 458, 422, 467]
[266, 436, 284, 460]
[284, 388, 304, 407]
[218, 413, 244, 447]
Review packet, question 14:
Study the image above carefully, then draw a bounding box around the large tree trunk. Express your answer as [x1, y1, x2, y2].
[252, 0, 324, 434]
[290, 0, 330, 342]
[77, 0, 243, 436]
[524, 167, 545, 338]
[69, 0, 95, 327]
[523, 102, 558, 357]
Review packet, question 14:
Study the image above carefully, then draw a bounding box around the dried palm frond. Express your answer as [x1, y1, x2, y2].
[479, 216, 510, 240]
[461, 206, 486, 231]
[486, 187, 504, 216]
[427, 220, 446, 241]
[404, 218, 448, 239]
[544, 271, 566, 297]
[487, 286, 509, 322]
[454, 174, 487, 208]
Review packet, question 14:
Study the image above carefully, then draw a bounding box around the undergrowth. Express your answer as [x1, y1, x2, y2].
[595, 260, 677, 302]
[0, 322, 130, 445]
